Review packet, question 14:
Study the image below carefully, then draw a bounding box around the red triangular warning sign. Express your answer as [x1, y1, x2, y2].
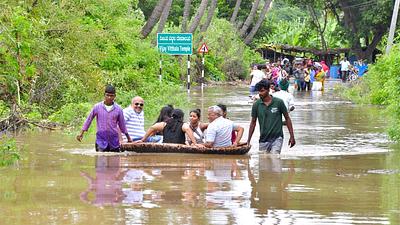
[198, 43, 209, 53]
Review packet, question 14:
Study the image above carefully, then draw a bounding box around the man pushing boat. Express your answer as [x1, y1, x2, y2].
[76, 84, 132, 152]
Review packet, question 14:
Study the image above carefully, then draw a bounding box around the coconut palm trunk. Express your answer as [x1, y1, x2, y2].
[200, 0, 217, 32]
[239, 0, 261, 38]
[141, 0, 167, 38]
[230, 0, 242, 24]
[181, 0, 192, 32]
[244, 0, 272, 45]
[157, 0, 173, 34]
[188, 0, 209, 33]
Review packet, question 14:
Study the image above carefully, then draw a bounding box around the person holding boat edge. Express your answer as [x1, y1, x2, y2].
[203, 105, 244, 148]
[76, 84, 132, 152]
[123, 96, 161, 143]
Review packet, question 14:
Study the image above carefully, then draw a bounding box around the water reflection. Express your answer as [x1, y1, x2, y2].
[249, 155, 295, 214]
[80, 156, 125, 206]
[75, 152, 397, 224]
[80, 155, 251, 210]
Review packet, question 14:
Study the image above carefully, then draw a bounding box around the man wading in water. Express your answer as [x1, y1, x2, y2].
[76, 84, 132, 152]
[247, 80, 295, 154]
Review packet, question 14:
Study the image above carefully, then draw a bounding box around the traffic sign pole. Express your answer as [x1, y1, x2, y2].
[187, 55, 191, 93]
[198, 43, 209, 92]
[201, 52, 205, 92]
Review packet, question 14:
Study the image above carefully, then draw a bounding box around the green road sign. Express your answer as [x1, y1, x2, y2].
[157, 33, 193, 55]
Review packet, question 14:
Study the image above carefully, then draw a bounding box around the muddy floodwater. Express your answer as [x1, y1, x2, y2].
[1, 80, 399, 225]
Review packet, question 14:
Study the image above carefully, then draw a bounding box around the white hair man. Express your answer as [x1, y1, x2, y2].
[203, 105, 244, 148]
[123, 96, 160, 142]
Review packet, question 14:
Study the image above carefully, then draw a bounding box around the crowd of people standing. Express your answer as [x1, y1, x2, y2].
[249, 57, 330, 94]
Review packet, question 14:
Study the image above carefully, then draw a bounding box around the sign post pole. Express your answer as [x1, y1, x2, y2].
[201, 52, 205, 92]
[187, 55, 190, 93]
[159, 54, 162, 82]
[197, 43, 209, 93]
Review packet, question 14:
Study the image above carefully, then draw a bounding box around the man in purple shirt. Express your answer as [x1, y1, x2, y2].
[76, 85, 132, 152]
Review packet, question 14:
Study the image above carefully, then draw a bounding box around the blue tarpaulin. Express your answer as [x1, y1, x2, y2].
[330, 65, 340, 78]
[355, 65, 368, 76]
[329, 64, 368, 78]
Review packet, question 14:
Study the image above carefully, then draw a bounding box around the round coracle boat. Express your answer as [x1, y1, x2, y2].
[120, 142, 251, 155]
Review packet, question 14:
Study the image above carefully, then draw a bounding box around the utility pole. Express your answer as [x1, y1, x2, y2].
[386, 0, 400, 54]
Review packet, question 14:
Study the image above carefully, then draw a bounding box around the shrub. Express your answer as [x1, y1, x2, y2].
[341, 44, 400, 142]
[0, 136, 20, 167]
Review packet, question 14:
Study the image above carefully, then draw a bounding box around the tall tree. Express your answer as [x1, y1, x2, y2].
[230, 0, 242, 24]
[244, 0, 272, 44]
[284, 0, 393, 60]
[336, 0, 392, 60]
[181, 0, 191, 32]
[239, 0, 261, 38]
[157, 0, 173, 33]
[188, 0, 208, 33]
[200, 0, 217, 32]
[307, 4, 328, 50]
[141, 0, 167, 38]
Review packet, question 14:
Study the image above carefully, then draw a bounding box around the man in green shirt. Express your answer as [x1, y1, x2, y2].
[247, 80, 295, 153]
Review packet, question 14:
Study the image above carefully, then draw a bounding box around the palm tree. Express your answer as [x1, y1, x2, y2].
[141, 0, 167, 38]
[157, 0, 173, 33]
[181, 0, 192, 32]
[244, 0, 272, 44]
[230, 0, 242, 24]
[188, 0, 209, 33]
[200, 0, 217, 32]
[239, 0, 261, 38]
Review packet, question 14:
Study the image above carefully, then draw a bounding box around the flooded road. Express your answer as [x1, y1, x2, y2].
[1, 80, 399, 224]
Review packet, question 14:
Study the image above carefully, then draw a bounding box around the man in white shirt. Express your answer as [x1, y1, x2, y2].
[272, 85, 295, 113]
[249, 65, 266, 97]
[123, 96, 160, 142]
[340, 57, 351, 82]
[272, 85, 295, 125]
[203, 105, 244, 148]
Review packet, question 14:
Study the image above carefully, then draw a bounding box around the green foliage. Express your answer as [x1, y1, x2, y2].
[204, 56, 225, 81]
[117, 82, 188, 122]
[345, 0, 392, 43]
[0, 0, 262, 130]
[138, 0, 199, 27]
[137, 0, 254, 28]
[256, 2, 349, 50]
[0, 136, 20, 167]
[200, 18, 263, 80]
[0, 0, 187, 128]
[335, 79, 371, 104]
[0, 101, 10, 119]
[0, 5, 38, 105]
[216, 0, 253, 22]
[341, 44, 400, 142]
[48, 103, 93, 127]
